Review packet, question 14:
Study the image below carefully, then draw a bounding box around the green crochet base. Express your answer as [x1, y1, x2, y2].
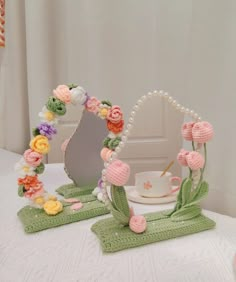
[91, 210, 216, 253]
[56, 183, 96, 198]
[18, 194, 109, 233]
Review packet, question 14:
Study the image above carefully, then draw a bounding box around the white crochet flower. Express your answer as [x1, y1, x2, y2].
[70, 86, 87, 105]
[14, 158, 36, 177]
[92, 187, 100, 196]
[108, 131, 122, 139]
[97, 192, 105, 203]
[38, 106, 58, 125]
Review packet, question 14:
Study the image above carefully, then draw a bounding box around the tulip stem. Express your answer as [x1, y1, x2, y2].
[192, 141, 196, 151]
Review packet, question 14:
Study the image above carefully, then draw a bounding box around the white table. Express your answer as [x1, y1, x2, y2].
[1, 149, 236, 282]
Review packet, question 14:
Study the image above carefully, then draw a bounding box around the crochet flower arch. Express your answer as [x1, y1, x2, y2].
[15, 84, 125, 216]
[92, 90, 215, 252]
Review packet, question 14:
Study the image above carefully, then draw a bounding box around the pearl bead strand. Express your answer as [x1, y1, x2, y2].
[101, 90, 203, 206]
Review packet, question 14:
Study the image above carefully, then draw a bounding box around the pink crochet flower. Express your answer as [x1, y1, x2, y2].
[177, 149, 190, 166]
[129, 215, 147, 233]
[106, 160, 130, 186]
[107, 106, 123, 124]
[24, 182, 44, 199]
[100, 147, 113, 162]
[23, 149, 43, 167]
[53, 85, 71, 104]
[192, 121, 214, 143]
[186, 151, 205, 170]
[85, 97, 101, 113]
[181, 122, 195, 141]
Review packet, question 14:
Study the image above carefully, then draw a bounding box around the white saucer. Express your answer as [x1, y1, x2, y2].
[126, 186, 178, 205]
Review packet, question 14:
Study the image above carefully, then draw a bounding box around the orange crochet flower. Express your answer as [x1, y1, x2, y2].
[18, 175, 39, 190]
[107, 120, 124, 134]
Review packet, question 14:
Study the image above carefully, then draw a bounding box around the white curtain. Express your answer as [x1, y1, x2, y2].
[0, 0, 235, 216]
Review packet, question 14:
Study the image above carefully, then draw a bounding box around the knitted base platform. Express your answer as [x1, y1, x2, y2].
[18, 194, 109, 233]
[91, 210, 216, 253]
[56, 183, 96, 198]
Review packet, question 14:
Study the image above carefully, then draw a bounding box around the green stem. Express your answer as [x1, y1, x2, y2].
[192, 141, 196, 151]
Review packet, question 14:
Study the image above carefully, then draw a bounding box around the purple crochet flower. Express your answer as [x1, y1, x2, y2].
[37, 123, 57, 140]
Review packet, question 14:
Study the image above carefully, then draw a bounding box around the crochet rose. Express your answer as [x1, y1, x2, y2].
[181, 122, 195, 141]
[53, 85, 71, 104]
[192, 121, 214, 143]
[100, 147, 113, 162]
[43, 200, 63, 215]
[85, 97, 101, 113]
[177, 149, 190, 166]
[30, 135, 50, 155]
[129, 215, 147, 233]
[107, 119, 124, 134]
[186, 151, 205, 170]
[106, 160, 130, 186]
[24, 182, 44, 199]
[70, 86, 88, 105]
[18, 175, 40, 190]
[107, 106, 123, 124]
[23, 149, 43, 167]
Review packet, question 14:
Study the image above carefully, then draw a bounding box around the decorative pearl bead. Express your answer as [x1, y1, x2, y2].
[141, 95, 147, 102]
[147, 92, 153, 98]
[180, 106, 185, 113]
[102, 169, 107, 175]
[172, 100, 177, 106]
[168, 96, 173, 103]
[109, 157, 113, 163]
[159, 90, 164, 97]
[137, 100, 142, 105]
[124, 129, 129, 136]
[190, 110, 194, 115]
[185, 108, 190, 114]
[176, 104, 181, 110]
[131, 111, 136, 117]
[153, 90, 158, 96]
[198, 117, 202, 121]
[127, 123, 133, 130]
[164, 92, 169, 98]
[115, 146, 121, 153]
[194, 113, 199, 119]
[104, 162, 109, 168]
[121, 136, 127, 142]
[129, 117, 134, 123]
[112, 152, 117, 158]
[119, 141, 124, 147]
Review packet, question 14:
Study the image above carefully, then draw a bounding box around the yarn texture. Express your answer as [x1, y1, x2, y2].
[46, 96, 66, 116]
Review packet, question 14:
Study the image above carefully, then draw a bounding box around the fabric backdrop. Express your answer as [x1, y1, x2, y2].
[0, 0, 235, 216]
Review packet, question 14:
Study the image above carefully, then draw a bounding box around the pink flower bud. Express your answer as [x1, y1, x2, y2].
[186, 151, 205, 170]
[106, 160, 130, 186]
[192, 121, 213, 143]
[181, 122, 195, 141]
[177, 149, 190, 166]
[53, 85, 71, 104]
[129, 215, 147, 233]
[100, 147, 113, 162]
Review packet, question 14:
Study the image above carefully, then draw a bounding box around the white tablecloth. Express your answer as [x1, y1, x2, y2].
[1, 149, 236, 282]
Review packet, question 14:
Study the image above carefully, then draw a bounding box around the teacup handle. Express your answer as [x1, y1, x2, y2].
[169, 176, 182, 194]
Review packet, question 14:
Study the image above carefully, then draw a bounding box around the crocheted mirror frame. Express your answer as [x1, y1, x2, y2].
[92, 90, 216, 252]
[15, 84, 125, 232]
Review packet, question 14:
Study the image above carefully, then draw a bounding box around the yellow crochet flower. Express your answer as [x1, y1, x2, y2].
[43, 200, 63, 215]
[34, 196, 45, 206]
[30, 135, 50, 155]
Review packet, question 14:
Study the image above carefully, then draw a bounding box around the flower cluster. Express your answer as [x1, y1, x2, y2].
[177, 121, 214, 171]
[15, 84, 125, 214]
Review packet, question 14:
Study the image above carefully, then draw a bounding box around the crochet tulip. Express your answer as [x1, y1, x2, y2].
[181, 122, 195, 141]
[129, 215, 147, 233]
[106, 160, 130, 186]
[177, 149, 190, 166]
[186, 151, 205, 170]
[192, 121, 214, 143]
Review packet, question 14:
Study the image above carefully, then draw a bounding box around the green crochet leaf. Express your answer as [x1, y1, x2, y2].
[181, 178, 192, 206]
[171, 205, 201, 222]
[32, 128, 40, 137]
[101, 100, 112, 107]
[18, 185, 25, 197]
[185, 181, 209, 208]
[111, 185, 130, 218]
[103, 137, 111, 148]
[110, 206, 129, 226]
